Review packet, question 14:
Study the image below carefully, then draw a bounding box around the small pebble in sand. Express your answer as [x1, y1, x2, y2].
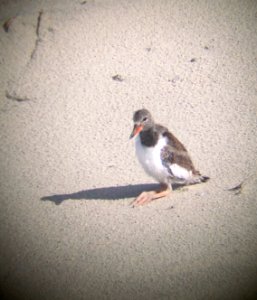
[112, 74, 124, 82]
[166, 205, 174, 210]
[3, 16, 16, 32]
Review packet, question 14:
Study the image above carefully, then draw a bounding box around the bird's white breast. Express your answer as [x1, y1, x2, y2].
[135, 135, 170, 183]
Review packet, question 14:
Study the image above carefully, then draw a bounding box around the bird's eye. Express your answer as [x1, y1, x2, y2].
[142, 117, 148, 122]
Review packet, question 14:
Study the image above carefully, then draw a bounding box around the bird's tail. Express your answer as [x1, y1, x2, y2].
[200, 175, 210, 183]
[187, 174, 210, 185]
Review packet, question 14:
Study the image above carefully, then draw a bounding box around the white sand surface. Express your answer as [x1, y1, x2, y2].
[0, 1, 257, 299]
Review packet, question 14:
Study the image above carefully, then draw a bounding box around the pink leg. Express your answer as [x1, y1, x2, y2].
[131, 184, 171, 207]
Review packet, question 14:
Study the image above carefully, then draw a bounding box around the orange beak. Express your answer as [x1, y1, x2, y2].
[130, 124, 143, 139]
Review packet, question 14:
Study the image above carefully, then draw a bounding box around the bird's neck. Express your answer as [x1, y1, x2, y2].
[140, 127, 158, 147]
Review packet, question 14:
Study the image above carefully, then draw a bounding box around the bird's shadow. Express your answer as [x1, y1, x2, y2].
[41, 183, 183, 205]
[41, 184, 158, 205]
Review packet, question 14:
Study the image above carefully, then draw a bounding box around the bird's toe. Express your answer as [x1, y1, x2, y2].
[131, 191, 154, 207]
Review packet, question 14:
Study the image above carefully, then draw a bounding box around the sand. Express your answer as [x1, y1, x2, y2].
[0, 0, 257, 299]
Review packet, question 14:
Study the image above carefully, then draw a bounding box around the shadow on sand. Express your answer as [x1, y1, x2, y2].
[41, 183, 162, 205]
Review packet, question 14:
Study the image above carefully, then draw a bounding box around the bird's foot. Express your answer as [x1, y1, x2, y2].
[131, 184, 171, 207]
[131, 191, 156, 207]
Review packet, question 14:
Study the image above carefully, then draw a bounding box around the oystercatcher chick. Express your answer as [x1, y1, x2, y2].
[130, 109, 209, 207]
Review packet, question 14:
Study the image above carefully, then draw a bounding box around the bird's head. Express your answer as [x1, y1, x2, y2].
[130, 109, 154, 139]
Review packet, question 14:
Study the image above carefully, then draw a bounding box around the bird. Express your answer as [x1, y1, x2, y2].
[130, 109, 209, 207]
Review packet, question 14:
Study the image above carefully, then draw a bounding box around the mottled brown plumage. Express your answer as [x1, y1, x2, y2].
[130, 109, 209, 206]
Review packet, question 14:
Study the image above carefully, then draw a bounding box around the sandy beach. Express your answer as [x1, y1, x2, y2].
[0, 0, 257, 299]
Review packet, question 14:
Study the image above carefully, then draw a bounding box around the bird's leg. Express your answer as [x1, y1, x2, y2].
[131, 183, 171, 207]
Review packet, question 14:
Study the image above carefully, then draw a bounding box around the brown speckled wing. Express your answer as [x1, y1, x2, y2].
[162, 131, 187, 152]
[161, 130, 200, 175]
